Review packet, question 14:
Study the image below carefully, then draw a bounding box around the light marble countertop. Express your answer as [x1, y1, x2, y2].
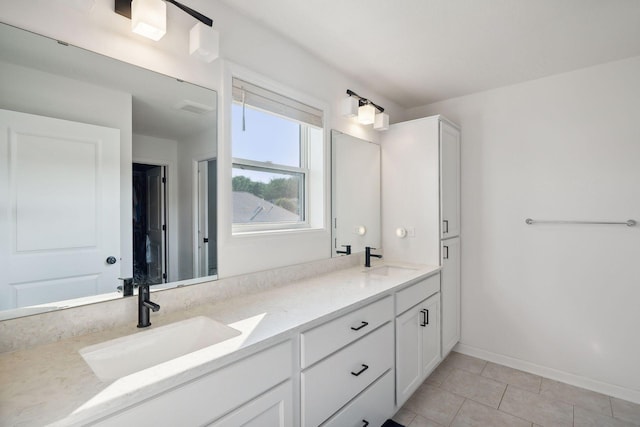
[0, 262, 440, 426]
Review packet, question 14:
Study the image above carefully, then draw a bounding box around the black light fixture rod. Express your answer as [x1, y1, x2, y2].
[165, 0, 213, 27]
[345, 89, 384, 113]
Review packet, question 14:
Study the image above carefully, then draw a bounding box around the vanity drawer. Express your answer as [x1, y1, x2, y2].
[301, 322, 393, 427]
[301, 296, 393, 368]
[395, 273, 440, 315]
[322, 370, 394, 427]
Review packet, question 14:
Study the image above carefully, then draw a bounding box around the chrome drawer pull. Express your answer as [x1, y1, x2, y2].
[350, 321, 369, 331]
[351, 364, 369, 376]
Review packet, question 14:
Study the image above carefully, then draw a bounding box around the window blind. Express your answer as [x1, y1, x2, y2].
[232, 77, 323, 128]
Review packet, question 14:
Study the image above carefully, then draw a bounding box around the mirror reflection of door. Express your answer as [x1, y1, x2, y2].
[132, 163, 166, 285]
[0, 109, 121, 309]
[196, 159, 217, 277]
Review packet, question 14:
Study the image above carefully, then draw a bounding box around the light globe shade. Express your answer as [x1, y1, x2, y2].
[131, 0, 166, 41]
[190, 22, 220, 63]
[341, 96, 359, 117]
[357, 103, 376, 125]
[374, 112, 389, 130]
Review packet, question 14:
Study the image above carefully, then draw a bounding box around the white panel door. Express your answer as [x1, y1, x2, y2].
[197, 159, 209, 277]
[440, 120, 460, 238]
[0, 109, 120, 309]
[441, 237, 461, 356]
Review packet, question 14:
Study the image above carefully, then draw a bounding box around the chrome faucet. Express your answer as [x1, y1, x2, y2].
[365, 246, 382, 267]
[137, 284, 160, 328]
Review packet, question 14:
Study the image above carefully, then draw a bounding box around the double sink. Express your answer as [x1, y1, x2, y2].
[80, 264, 418, 381]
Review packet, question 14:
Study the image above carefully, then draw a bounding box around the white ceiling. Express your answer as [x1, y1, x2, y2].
[218, 0, 640, 108]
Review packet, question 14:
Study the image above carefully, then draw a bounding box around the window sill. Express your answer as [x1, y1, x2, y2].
[231, 226, 327, 238]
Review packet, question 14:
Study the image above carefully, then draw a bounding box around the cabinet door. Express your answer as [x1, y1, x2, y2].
[395, 304, 423, 407]
[441, 237, 461, 356]
[420, 293, 441, 377]
[440, 120, 460, 238]
[208, 380, 293, 427]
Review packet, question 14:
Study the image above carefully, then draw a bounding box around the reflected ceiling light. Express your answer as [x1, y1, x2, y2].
[343, 89, 388, 131]
[115, 0, 219, 62]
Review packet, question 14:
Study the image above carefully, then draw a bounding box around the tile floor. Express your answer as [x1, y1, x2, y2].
[392, 351, 640, 427]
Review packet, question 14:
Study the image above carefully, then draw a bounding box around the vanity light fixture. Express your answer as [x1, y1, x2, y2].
[358, 102, 376, 125]
[115, 0, 219, 62]
[374, 111, 389, 130]
[341, 95, 359, 118]
[131, 0, 166, 41]
[343, 89, 388, 131]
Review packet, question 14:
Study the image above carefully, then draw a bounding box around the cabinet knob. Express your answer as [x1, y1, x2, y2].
[362, 421, 369, 427]
[443, 245, 449, 260]
[443, 219, 449, 234]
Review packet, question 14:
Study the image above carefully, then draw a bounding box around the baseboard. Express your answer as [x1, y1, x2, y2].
[454, 343, 640, 405]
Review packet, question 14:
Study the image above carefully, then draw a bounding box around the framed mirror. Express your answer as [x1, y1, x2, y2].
[331, 130, 381, 257]
[0, 23, 218, 320]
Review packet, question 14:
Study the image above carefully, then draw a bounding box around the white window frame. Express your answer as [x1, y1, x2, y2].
[231, 82, 322, 234]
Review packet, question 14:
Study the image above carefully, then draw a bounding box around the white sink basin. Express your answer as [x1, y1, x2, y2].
[80, 316, 241, 381]
[365, 265, 419, 276]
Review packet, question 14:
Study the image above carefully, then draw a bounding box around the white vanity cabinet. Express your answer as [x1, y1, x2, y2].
[92, 340, 293, 427]
[441, 237, 461, 356]
[300, 296, 394, 427]
[395, 276, 441, 407]
[382, 114, 461, 362]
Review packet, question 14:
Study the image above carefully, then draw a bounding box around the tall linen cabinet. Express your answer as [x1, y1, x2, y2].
[381, 115, 461, 359]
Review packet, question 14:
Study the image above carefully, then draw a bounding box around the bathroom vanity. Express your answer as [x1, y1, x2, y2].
[0, 262, 443, 426]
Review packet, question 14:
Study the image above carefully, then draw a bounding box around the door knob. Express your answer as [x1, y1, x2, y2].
[106, 256, 117, 265]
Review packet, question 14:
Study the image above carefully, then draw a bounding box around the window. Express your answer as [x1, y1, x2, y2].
[231, 77, 324, 232]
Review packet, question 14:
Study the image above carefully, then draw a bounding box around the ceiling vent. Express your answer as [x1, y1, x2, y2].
[174, 100, 214, 114]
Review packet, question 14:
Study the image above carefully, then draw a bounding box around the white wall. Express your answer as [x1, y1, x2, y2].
[0, 0, 405, 278]
[407, 56, 640, 402]
[178, 128, 217, 280]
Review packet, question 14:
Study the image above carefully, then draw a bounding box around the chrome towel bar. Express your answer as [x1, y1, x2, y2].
[525, 218, 636, 227]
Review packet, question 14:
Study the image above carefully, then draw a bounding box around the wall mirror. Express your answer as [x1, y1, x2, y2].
[331, 130, 380, 257]
[0, 23, 218, 320]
